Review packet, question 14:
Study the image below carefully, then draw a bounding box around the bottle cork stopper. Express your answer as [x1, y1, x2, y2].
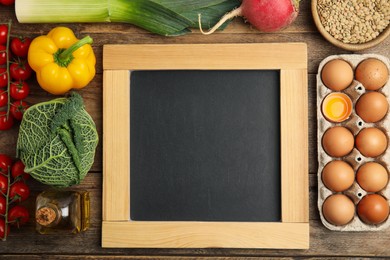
[36, 207, 57, 226]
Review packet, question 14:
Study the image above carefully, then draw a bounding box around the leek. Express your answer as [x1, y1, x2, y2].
[151, 0, 234, 13]
[181, 1, 241, 29]
[15, 0, 240, 36]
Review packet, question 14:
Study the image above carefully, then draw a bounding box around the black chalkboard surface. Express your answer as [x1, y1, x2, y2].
[130, 70, 281, 222]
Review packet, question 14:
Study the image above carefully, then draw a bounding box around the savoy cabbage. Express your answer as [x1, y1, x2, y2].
[17, 92, 98, 187]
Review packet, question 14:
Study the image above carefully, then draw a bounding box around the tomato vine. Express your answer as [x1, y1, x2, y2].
[0, 155, 30, 241]
[0, 165, 11, 241]
[0, 20, 32, 129]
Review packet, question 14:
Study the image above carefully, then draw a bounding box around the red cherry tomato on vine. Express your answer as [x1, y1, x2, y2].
[0, 68, 8, 88]
[0, 0, 15, 6]
[10, 81, 29, 100]
[0, 154, 12, 175]
[0, 90, 7, 107]
[0, 45, 6, 65]
[11, 37, 31, 58]
[0, 25, 8, 45]
[0, 218, 9, 239]
[10, 60, 32, 81]
[11, 160, 29, 180]
[8, 205, 29, 226]
[10, 181, 30, 202]
[0, 175, 7, 195]
[10, 100, 29, 121]
[0, 111, 14, 131]
[0, 45, 11, 65]
[0, 196, 6, 215]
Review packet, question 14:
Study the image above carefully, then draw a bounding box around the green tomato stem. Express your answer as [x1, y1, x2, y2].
[2, 166, 11, 241]
[56, 36, 93, 67]
[9, 195, 20, 204]
[6, 20, 11, 120]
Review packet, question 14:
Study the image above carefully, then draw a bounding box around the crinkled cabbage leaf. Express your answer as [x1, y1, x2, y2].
[17, 92, 98, 187]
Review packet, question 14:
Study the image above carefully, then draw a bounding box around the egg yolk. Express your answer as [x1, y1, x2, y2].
[322, 93, 352, 122]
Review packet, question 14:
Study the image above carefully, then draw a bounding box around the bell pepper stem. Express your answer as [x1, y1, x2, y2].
[58, 36, 93, 62]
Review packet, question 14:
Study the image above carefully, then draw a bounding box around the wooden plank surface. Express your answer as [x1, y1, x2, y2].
[0, 0, 389, 258]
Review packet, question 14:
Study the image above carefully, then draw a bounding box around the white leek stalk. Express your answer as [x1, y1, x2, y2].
[16, 0, 110, 23]
[15, 0, 191, 36]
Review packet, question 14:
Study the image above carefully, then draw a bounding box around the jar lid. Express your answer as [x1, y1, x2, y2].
[36, 205, 60, 226]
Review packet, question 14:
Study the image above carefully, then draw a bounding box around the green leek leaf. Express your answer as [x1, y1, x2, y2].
[151, 0, 230, 13]
[182, 0, 241, 29]
[108, 0, 193, 36]
[152, 0, 240, 31]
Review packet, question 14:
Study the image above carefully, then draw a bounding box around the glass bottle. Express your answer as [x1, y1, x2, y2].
[35, 190, 90, 234]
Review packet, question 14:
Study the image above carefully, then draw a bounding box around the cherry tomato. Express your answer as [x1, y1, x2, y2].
[10, 81, 29, 100]
[0, 111, 14, 130]
[0, 0, 15, 5]
[0, 218, 9, 239]
[0, 90, 7, 107]
[0, 68, 8, 88]
[10, 60, 32, 81]
[9, 181, 30, 202]
[10, 37, 31, 58]
[10, 100, 29, 121]
[0, 25, 8, 45]
[8, 205, 29, 226]
[0, 45, 11, 65]
[11, 160, 29, 180]
[0, 154, 12, 175]
[0, 45, 6, 65]
[0, 174, 7, 195]
[0, 196, 5, 215]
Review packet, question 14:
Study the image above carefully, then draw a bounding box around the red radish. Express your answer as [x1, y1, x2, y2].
[199, 0, 300, 34]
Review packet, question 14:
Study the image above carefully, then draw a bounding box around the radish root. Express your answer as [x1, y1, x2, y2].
[198, 7, 242, 35]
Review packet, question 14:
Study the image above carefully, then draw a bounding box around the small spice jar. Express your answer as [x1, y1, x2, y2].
[35, 190, 90, 234]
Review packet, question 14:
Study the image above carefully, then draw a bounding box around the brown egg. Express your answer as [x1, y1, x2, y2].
[355, 92, 388, 123]
[322, 161, 355, 192]
[322, 126, 354, 157]
[357, 162, 388, 192]
[323, 194, 355, 226]
[355, 58, 389, 90]
[357, 194, 389, 224]
[356, 128, 387, 157]
[321, 59, 354, 91]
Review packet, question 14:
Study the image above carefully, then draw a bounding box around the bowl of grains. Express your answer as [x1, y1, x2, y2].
[312, 0, 390, 51]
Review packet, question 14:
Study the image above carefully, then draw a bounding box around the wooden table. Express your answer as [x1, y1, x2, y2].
[1, 1, 389, 259]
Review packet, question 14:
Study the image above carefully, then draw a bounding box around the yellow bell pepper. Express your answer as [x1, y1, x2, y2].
[28, 27, 96, 95]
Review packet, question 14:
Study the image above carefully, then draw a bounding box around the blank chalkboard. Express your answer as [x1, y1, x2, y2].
[103, 43, 309, 248]
[130, 70, 281, 222]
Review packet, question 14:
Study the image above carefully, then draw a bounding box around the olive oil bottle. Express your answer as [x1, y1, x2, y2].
[35, 190, 90, 234]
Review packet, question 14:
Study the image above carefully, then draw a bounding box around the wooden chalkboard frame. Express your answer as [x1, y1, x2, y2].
[102, 44, 309, 249]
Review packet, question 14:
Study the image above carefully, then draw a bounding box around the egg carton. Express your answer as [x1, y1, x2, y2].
[317, 54, 390, 231]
